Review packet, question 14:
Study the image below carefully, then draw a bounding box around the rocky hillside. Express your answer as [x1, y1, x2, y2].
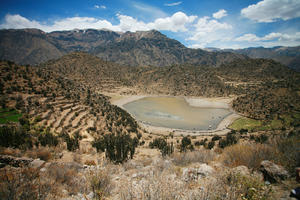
[223, 46, 300, 71]
[0, 60, 139, 141]
[0, 28, 245, 67]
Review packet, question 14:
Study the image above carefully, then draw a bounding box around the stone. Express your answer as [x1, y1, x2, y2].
[260, 160, 289, 183]
[233, 165, 250, 176]
[182, 164, 215, 182]
[29, 159, 45, 169]
[197, 164, 215, 178]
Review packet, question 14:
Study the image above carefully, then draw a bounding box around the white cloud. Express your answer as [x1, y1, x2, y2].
[235, 32, 300, 43]
[187, 16, 232, 47]
[150, 12, 197, 32]
[0, 14, 46, 30]
[0, 12, 196, 33]
[94, 5, 106, 9]
[164, 2, 182, 7]
[235, 33, 261, 42]
[241, 0, 300, 22]
[213, 9, 227, 19]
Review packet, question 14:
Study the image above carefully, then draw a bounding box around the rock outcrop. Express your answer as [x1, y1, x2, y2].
[260, 160, 289, 183]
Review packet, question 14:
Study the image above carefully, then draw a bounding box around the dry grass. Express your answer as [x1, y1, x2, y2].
[25, 147, 53, 161]
[171, 149, 216, 166]
[46, 162, 86, 195]
[221, 142, 277, 169]
[0, 147, 22, 157]
[87, 168, 114, 200]
[84, 159, 96, 166]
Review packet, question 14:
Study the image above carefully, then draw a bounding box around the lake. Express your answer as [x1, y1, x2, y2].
[123, 97, 232, 131]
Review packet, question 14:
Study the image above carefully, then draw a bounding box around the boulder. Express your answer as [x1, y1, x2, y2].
[233, 165, 250, 176]
[260, 160, 289, 183]
[182, 164, 215, 182]
[29, 159, 46, 169]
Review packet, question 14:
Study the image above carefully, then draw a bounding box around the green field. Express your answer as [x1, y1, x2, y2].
[0, 108, 22, 124]
[229, 117, 262, 131]
[230, 113, 300, 132]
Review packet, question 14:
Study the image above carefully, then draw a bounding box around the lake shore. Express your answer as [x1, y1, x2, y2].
[111, 95, 241, 136]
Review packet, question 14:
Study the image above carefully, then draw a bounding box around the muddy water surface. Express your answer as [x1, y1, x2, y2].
[123, 97, 232, 131]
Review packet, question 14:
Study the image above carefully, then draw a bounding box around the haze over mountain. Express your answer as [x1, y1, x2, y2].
[0, 28, 246, 67]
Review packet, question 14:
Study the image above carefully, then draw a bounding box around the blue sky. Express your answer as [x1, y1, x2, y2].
[0, 0, 299, 49]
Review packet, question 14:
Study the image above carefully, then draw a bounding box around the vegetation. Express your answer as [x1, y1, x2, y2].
[180, 136, 194, 152]
[219, 130, 239, 149]
[0, 108, 22, 124]
[93, 132, 139, 163]
[149, 137, 174, 157]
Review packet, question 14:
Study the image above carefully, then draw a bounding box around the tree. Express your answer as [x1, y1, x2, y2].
[180, 136, 193, 152]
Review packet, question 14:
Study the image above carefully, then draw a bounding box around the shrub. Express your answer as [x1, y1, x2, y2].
[88, 169, 113, 200]
[38, 130, 59, 147]
[269, 133, 300, 173]
[222, 142, 276, 169]
[0, 125, 32, 149]
[180, 136, 194, 152]
[212, 135, 221, 141]
[0, 167, 52, 199]
[92, 132, 139, 163]
[149, 137, 174, 157]
[225, 172, 273, 200]
[219, 131, 239, 148]
[60, 131, 81, 151]
[207, 140, 215, 149]
[172, 150, 216, 166]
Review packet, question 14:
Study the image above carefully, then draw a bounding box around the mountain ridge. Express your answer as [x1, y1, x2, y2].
[0, 28, 245, 67]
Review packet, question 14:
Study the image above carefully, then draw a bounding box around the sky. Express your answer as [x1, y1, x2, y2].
[0, 0, 299, 49]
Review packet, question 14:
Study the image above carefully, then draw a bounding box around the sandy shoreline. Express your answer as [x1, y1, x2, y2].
[111, 95, 241, 136]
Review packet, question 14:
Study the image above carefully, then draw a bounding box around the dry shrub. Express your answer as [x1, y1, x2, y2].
[171, 149, 216, 166]
[87, 168, 113, 200]
[46, 163, 84, 195]
[222, 142, 276, 169]
[223, 172, 273, 200]
[25, 147, 52, 161]
[84, 160, 96, 166]
[269, 134, 300, 173]
[0, 147, 21, 157]
[0, 167, 54, 200]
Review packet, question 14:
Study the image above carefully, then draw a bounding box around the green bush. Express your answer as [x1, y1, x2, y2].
[149, 137, 174, 157]
[93, 132, 139, 163]
[219, 131, 239, 149]
[38, 129, 59, 147]
[0, 125, 32, 149]
[180, 136, 194, 152]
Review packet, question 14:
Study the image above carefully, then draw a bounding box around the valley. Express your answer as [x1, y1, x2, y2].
[0, 29, 299, 200]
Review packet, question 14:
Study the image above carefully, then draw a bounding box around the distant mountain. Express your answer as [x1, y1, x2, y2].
[0, 28, 245, 67]
[221, 46, 300, 71]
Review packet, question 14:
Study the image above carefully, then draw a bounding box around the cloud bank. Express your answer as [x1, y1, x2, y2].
[241, 0, 300, 22]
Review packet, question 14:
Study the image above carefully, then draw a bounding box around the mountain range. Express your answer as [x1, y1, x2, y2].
[1, 28, 299, 70]
[205, 46, 300, 71]
[1, 28, 244, 67]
